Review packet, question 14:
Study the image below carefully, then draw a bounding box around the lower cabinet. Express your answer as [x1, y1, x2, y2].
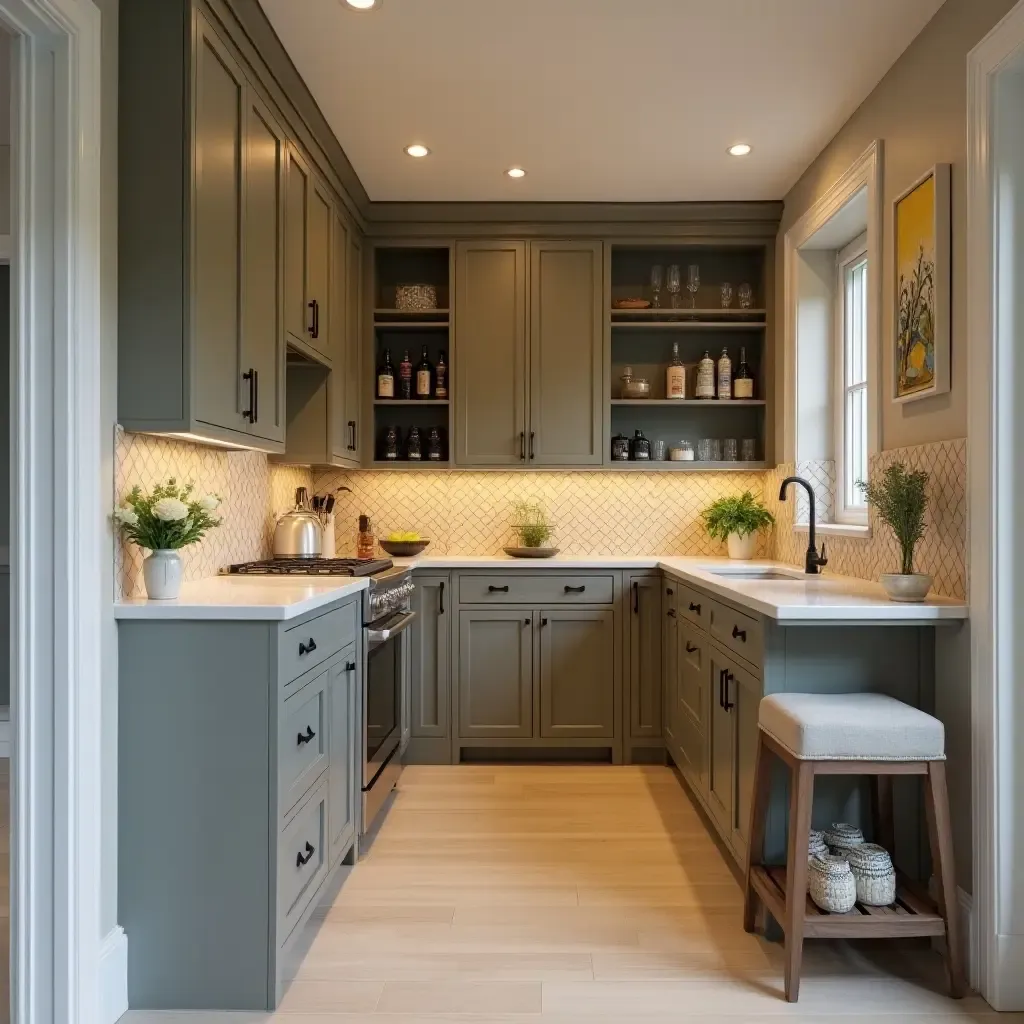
[328, 645, 358, 865]
[627, 574, 662, 741]
[675, 619, 708, 786]
[662, 582, 679, 755]
[409, 575, 451, 760]
[706, 646, 736, 834]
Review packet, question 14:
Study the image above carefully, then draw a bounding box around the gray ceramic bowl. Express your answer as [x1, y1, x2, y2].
[880, 573, 933, 602]
[378, 539, 430, 558]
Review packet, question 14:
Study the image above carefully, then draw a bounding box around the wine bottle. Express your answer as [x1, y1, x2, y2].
[695, 350, 716, 399]
[734, 347, 754, 399]
[416, 345, 434, 399]
[666, 341, 686, 399]
[435, 351, 448, 399]
[398, 350, 413, 400]
[717, 348, 733, 400]
[377, 347, 395, 399]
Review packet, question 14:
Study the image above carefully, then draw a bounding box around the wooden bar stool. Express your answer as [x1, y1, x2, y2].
[742, 692, 966, 1003]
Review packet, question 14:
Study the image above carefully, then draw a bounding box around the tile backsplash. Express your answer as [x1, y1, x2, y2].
[114, 426, 312, 598]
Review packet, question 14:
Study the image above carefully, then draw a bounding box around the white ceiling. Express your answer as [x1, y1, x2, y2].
[259, 0, 944, 203]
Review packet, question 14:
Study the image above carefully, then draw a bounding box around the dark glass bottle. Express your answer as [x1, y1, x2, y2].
[398, 350, 413, 400]
[434, 351, 448, 399]
[611, 433, 630, 461]
[416, 345, 434, 399]
[377, 347, 395, 399]
[427, 426, 444, 461]
[630, 429, 651, 461]
[382, 425, 400, 461]
[406, 425, 423, 461]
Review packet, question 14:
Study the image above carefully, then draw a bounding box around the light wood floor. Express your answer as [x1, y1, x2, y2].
[123, 765, 1017, 1023]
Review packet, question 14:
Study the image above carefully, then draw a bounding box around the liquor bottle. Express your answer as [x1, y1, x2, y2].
[630, 429, 651, 461]
[717, 348, 733, 400]
[382, 425, 400, 461]
[356, 515, 375, 559]
[377, 348, 395, 399]
[733, 347, 754, 399]
[427, 427, 444, 461]
[434, 351, 448, 399]
[406, 425, 423, 461]
[666, 341, 686, 399]
[398, 350, 413, 400]
[695, 350, 716, 399]
[416, 345, 434, 399]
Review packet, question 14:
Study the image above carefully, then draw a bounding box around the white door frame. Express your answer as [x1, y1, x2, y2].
[967, 0, 1024, 1011]
[2, 0, 104, 1021]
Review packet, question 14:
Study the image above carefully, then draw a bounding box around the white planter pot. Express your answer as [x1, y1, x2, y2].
[880, 572, 933, 603]
[143, 549, 183, 600]
[726, 532, 757, 560]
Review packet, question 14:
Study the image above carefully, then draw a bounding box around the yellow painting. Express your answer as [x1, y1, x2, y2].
[895, 173, 936, 398]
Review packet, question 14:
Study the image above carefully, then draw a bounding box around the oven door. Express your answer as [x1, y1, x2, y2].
[363, 610, 415, 789]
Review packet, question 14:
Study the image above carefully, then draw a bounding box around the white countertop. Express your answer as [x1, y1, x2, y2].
[114, 575, 369, 621]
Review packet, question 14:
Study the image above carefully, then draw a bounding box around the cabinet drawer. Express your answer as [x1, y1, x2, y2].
[677, 583, 708, 629]
[708, 598, 763, 669]
[280, 600, 358, 686]
[279, 667, 330, 816]
[458, 574, 614, 605]
[277, 778, 329, 945]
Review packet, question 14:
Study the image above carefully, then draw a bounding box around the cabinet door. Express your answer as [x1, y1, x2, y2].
[662, 583, 679, 754]
[306, 177, 333, 358]
[529, 241, 604, 465]
[283, 145, 311, 347]
[241, 89, 286, 444]
[329, 209, 351, 461]
[627, 575, 662, 738]
[328, 646, 358, 865]
[676, 620, 707, 785]
[411, 576, 450, 738]
[539, 609, 615, 739]
[729, 657, 761, 859]
[454, 241, 527, 465]
[706, 648, 735, 834]
[343, 233, 363, 463]
[192, 15, 245, 435]
[457, 610, 532, 738]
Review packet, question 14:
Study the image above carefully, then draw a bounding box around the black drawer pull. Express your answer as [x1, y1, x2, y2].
[564, 585, 586, 594]
[296, 841, 315, 867]
[731, 625, 747, 642]
[685, 642, 697, 653]
[298, 638, 317, 656]
[345, 661, 356, 672]
[523, 617, 530, 626]
[488, 585, 509, 593]
[297, 725, 316, 746]
[439, 580, 445, 614]
[667, 608, 676, 618]
[307, 300, 317, 337]
[689, 602, 701, 614]
[666, 587, 674, 596]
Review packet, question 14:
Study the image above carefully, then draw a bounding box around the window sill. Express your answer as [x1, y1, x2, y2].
[792, 522, 872, 540]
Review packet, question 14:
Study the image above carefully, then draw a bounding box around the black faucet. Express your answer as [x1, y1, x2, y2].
[778, 476, 828, 575]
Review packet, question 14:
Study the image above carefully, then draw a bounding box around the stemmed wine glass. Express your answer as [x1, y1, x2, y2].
[666, 265, 681, 309]
[686, 264, 700, 309]
[650, 265, 664, 309]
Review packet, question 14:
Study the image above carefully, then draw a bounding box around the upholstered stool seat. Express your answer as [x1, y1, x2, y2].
[759, 692, 945, 762]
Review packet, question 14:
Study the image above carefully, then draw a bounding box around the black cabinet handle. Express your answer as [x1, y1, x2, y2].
[541, 617, 548, 626]
[529, 431, 535, 460]
[732, 625, 747, 642]
[519, 431, 526, 461]
[686, 642, 697, 653]
[348, 420, 357, 452]
[565, 585, 586, 594]
[296, 841, 315, 867]
[667, 608, 676, 618]
[438, 580, 445, 615]
[296, 725, 315, 746]
[719, 668, 727, 708]
[689, 602, 701, 614]
[523, 617, 530, 626]
[723, 671, 735, 711]
[666, 587, 674, 596]
[632, 580, 639, 613]
[488, 585, 509, 593]
[253, 368, 259, 424]
[345, 661, 356, 672]
[307, 300, 316, 337]
[298, 638, 317, 656]
[242, 368, 255, 423]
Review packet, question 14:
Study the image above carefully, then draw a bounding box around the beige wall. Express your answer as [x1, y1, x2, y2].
[776, 0, 1016, 451]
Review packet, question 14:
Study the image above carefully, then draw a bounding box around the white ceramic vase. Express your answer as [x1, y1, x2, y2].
[880, 572, 933, 603]
[143, 548, 183, 600]
[726, 532, 757, 560]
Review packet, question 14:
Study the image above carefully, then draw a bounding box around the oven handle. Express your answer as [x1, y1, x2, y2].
[366, 610, 417, 646]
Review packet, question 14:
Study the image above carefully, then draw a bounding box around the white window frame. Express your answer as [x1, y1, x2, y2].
[834, 233, 869, 526]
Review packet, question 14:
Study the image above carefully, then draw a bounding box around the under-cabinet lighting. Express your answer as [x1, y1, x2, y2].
[728, 143, 752, 157]
[505, 167, 527, 178]
[343, 0, 379, 10]
[404, 144, 430, 158]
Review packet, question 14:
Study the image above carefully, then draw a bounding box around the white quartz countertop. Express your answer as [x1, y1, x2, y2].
[395, 554, 968, 623]
[114, 575, 369, 621]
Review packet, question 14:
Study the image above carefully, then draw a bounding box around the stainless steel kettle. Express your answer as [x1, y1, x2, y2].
[273, 487, 323, 559]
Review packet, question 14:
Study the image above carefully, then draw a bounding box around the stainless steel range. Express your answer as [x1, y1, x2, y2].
[225, 556, 416, 835]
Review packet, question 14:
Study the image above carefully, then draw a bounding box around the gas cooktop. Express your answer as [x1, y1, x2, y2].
[225, 557, 394, 577]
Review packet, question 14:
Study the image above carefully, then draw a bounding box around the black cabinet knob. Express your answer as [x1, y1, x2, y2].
[666, 588, 674, 596]
[296, 841, 315, 867]
[488, 585, 509, 593]
[345, 661, 356, 672]
[298, 638, 318, 656]
[523, 617, 530, 626]
[689, 602, 701, 614]
[667, 608, 676, 618]
[541, 617, 549, 626]
[685, 642, 697, 653]
[732, 625, 747, 642]
[297, 725, 315, 746]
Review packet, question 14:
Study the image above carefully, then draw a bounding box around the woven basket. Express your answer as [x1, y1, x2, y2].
[845, 842, 896, 906]
[808, 854, 857, 913]
[824, 822, 865, 856]
[808, 829, 829, 863]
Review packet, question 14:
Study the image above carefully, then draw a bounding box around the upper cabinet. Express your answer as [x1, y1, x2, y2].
[118, 5, 287, 451]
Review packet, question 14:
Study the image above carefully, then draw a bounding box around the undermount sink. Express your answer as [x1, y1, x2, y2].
[709, 570, 807, 581]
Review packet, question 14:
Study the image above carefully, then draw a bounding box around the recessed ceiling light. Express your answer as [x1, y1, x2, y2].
[343, 0, 379, 9]
[506, 167, 527, 178]
[728, 143, 752, 157]
[404, 144, 430, 158]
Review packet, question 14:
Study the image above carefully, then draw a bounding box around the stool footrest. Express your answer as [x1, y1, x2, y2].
[751, 865, 946, 939]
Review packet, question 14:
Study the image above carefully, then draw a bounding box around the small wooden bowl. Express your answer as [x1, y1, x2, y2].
[613, 298, 651, 309]
[378, 539, 430, 557]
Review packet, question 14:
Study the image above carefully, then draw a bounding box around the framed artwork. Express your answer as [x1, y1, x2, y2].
[892, 164, 950, 403]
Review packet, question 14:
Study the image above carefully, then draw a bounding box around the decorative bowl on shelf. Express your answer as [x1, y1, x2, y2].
[620, 366, 651, 399]
[378, 538, 431, 557]
[613, 298, 650, 309]
[503, 546, 559, 559]
[394, 284, 438, 312]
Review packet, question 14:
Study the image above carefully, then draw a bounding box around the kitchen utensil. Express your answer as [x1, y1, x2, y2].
[720, 281, 734, 308]
[738, 283, 753, 308]
[650, 265, 664, 308]
[394, 283, 437, 311]
[503, 546, 560, 559]
[273, 506, 323, 559]
[378, 538, 431, 557]
[686, 264, 700, 308]
[324, 495, 336, 516]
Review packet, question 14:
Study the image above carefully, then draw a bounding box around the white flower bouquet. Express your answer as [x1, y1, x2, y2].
[114, 479, 221, 552]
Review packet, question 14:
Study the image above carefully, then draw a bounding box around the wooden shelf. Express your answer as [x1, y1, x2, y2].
[611, 399, 765, 407]
[611, 307, 766, 317]
[602, 461, 767, 472]
[374, 307, 449, 316]
[373, 399, 450, 406]
[610, 320, 766, 331]
[374, 320, 450, 329]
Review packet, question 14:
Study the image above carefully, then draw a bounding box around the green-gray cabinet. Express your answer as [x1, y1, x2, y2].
[408, 574, 451, 762]
[328, 646, 358, 865]
[119, 4, 286, 451]
[662, 582, 679, 756]
[626, 574, 663, 744]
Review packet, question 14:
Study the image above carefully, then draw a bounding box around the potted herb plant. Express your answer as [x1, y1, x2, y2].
[701, 490, 775, 560]
[505, 500, 557, 558]
[114, 479, 222, 599]
[858, 462, 932, 602]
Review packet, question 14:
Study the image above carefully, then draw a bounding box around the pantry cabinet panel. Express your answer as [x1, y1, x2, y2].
[626, 574, 662, 738]
[662, 583, 679, 755]
[306, 178, 333, 359]
[730, 656, 761, 858]
[411, 576, 450, 739]
[328, 648, 358, 865]
[529, 241, 604, 465]
[706, 648, 735, 835]
[454, 241, 527, 466]
[283, 145, 312, 349]
[344, 233, 364, 463]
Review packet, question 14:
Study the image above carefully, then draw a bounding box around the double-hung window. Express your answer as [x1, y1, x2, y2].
[835, 234, 869, 524]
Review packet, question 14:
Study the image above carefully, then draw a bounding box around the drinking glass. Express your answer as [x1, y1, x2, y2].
[666, 265, 681, 309]
[686, 264, 700, 308]
[650, 265, 664, 309]
[722, 438, 739, 461]
[652, 439, 667, 461]
[720, 282, 734, 309]
[696, 438, 714, 462]
[738, 283, 753, 309]
[741, 438, 757, 462]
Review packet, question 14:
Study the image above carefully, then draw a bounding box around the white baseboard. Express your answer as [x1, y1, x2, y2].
[99, 926, 128, 1023]
[994, 933, 1024, 1011]
[0, 706, 10, 759]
